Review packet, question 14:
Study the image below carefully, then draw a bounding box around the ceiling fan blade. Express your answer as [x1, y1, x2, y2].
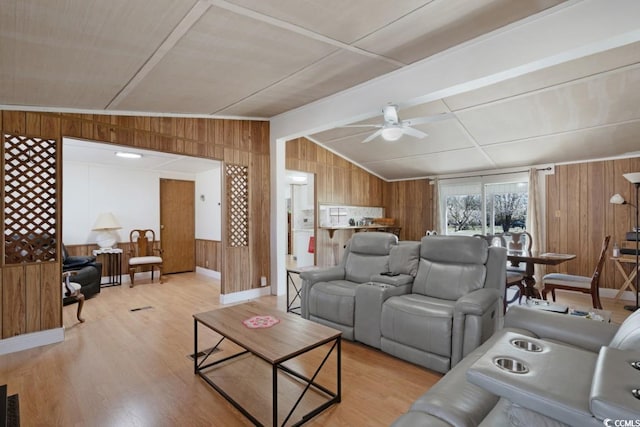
[362, 129, 383, 143]
[401, 126, 427, 139]
[383, 105, 399, 124]
[402, 112, 454, 126]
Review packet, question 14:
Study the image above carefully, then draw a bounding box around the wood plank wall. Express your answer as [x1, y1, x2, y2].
[195, 239, 222, 271]
[287, 137, 388, 265]
[383, 179, 433, 241]
[1, 110, 269, 337]
[546, 158, 640, 292]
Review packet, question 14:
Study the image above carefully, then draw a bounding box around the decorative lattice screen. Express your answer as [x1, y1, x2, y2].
[226, 164, 248, 247]
[4, 134, 57, 264]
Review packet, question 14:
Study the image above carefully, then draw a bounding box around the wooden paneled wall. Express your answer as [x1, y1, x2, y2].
[383, 179, 434, 241]
[546, 158, 640, 292]
[286, 137, 385, 265]
[1, 110, 269, 337]
[195, 239, 222, 272]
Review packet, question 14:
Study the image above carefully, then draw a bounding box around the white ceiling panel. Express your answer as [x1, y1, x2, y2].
[113, 5, 338, 114]
[444, 41, 640, 111]
[362, 148, 495, 180]
[355, 0, 565, 64]
[225, 0, 433, 44]
[482, 120, 640, 167]
[218, 49, 399, 117]
[456, 65, 640, 145]
[0, 0, 197, 108]
[64, 138, 220, 173]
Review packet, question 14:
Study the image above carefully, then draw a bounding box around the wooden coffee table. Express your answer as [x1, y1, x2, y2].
[193, 301, 341, 426]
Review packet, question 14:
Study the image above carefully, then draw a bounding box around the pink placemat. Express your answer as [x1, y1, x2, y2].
[242, 315, 280, 329]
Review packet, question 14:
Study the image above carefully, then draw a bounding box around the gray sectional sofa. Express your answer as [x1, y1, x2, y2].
[392, 306, 640, 426]
[300, 232, 507, 373]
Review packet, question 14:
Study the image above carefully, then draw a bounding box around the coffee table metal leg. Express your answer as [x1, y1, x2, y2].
[273, 364, 278, 427]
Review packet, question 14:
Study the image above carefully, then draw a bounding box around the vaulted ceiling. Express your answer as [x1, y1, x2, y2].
[2, 0, 639, 180]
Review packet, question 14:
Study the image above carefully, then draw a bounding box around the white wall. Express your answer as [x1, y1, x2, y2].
[63, 162, 221, 245]
[195, 166, 222, 241]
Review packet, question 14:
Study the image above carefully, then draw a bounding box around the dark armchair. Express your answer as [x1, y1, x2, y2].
[62, 244, 102, 303]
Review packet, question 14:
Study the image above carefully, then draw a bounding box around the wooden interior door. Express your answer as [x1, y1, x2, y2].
[160, 179, 195, 274]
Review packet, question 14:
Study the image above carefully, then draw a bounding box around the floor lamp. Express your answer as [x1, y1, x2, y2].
[611, 172, 640, 312]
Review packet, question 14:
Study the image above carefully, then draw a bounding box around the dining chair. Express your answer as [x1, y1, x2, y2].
[128, 229, 164, 286]
[541, 235, 611, 309]
[474, 234, 525, 311]
[62, 270, 85, 323]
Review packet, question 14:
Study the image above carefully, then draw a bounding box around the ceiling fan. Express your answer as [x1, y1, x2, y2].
[344, 104, 454, 143]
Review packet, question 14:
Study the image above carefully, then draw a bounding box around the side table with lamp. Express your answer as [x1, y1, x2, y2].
[610, 172, 640, 312]
[91, 212, 123, 287]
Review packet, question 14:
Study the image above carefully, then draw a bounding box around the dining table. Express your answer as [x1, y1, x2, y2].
[506, 250, 577, 299]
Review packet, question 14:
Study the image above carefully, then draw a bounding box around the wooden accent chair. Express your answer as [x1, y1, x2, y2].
[128, 229, 163, 287]
[474, 234, 525, 312]
[541, 235, 611, 309]
[63, 271, 85, 322]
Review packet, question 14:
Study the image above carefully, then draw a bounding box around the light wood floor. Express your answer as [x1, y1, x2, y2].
[0, 273, 632, 426]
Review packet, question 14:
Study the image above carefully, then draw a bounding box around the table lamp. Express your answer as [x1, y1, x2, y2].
[92, 212, 122, 249]
[610, 171, 640, 311]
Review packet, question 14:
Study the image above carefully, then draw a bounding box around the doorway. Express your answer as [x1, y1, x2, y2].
[285, 171, 315, 268]
[160, 179, 195, 274]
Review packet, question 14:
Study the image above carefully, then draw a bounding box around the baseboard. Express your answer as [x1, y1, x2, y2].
[219, 286, 271, 305]
[600, 287, 635, 302]
[0, 328, 64, 356]
[195, 267, 221, 279]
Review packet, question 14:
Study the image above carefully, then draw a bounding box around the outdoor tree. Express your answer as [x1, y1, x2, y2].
[446, 195, 481, 231]
[492, 193, 528, 231]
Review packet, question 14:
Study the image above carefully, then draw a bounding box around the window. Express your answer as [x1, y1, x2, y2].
[439, 174, 528, 236]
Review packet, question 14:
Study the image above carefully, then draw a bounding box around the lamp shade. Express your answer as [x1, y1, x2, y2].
[92, 212, 122, 231]
[623, 172, 640, 184]
[610, 193, 626, 205]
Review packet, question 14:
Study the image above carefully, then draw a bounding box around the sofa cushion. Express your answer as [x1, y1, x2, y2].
[608, 308, 640, 350]
[389, 242, 420, 277]
[413, 258, 487, 301]
[344, 253, 389, 283]
[308, 280, 357, 326]
[478, 398, 570, 427]
[381, 294, 455, 357]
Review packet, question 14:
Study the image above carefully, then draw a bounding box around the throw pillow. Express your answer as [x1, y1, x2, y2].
[388, 243, 420, 277]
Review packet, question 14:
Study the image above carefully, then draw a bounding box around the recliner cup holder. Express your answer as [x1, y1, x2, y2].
[494, 357, 529, 374]
[510, 339, 542, 352]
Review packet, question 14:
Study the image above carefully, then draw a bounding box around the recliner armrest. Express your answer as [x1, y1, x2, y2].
[504, 306, 618, 352]
[370, 273, 413, 286]
[455, 288, 500, 315]
[63, 255, 97, 270]
[299, 266, 345, 285]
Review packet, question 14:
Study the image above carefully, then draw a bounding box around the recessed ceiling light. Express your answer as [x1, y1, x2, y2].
[115, 151, 142, 159]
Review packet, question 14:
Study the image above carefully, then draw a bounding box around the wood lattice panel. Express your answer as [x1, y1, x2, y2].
[3, 134, 57, 264]
[226, 164, 248, 247]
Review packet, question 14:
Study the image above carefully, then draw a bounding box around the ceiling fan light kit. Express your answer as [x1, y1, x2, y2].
[381, 126, 403, 141]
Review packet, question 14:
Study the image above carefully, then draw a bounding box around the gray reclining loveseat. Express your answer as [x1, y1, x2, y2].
[301, 233, 506, 373]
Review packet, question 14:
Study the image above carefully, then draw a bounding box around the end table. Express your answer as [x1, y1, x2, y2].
[92, 248, 123, 287]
